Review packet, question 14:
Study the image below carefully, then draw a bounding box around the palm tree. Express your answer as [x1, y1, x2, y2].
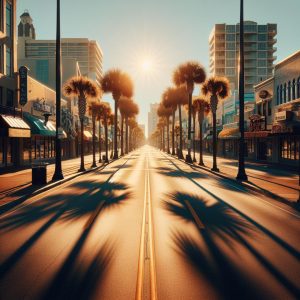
[194, 97, 210, 166]
[100, 103, 111, 163]
[157, 102, 172, 154]
[173, 86, 188, 159]
[88, 101, 102, 168]
[64, 76, 100, 172]
[97, 102, 109, 163]
[162, 87, 177, 155]
[128, 118, 138, 152]
[101, 69, 134, 159]
[202, 76, 230, 172]
[173, 61, 206, 163]
[108, 113, 115, 159]
[191, 100, 198, 162]
[157, 118, 166, 151]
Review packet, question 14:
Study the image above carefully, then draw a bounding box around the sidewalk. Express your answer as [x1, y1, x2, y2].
[0, 154, 99, 206]
[180, 150, 299, 203]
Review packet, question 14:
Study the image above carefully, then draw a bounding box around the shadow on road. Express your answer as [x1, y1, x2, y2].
[163, 192, 300, 299]
[0, 180, 132, 280]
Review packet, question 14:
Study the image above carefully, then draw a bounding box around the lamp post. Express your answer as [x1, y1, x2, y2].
[52, 0, 64, 181]
[236, 0, 248, 181]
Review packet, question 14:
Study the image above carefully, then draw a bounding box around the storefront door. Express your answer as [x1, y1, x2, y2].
[258, 141, 267, 160]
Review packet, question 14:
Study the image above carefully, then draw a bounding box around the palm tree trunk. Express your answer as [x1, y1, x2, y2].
[212, 111, 219, 172]
[193, 114, 196, 162]
[167, 117, 170, 154]
[125, 117, 129, 154]
[79, 119, 85, 172]
[91, 116, 97, 167]
[111, 123, 114, 159]
[98, 120, 102, 163]
[199, 112, 204, 166]
[178, 105, 184, 159]
[171, 109, 175, 155]
[104, 117, 109, 163]
[113, 99, 118, 159]
[186, 91, 193, 163]
[120, 115, 124, 156]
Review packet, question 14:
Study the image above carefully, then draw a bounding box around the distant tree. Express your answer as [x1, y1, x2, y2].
[158, 101, 172, 154]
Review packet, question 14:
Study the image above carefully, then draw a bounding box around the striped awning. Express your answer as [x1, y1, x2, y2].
[0, 114, 31, 138]
[219, 128, 240, 139]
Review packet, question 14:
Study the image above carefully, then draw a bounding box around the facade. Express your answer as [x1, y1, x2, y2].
[17, 11, 103, 89]
[209, 21, 277, 94]
[148, 103, 159, 138]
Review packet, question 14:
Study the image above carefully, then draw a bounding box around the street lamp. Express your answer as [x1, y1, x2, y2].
[52, 0, 64, 181]
[236, 0, 248, 181]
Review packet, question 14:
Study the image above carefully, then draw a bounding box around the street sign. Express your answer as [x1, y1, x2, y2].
[19, 66, 28, 106]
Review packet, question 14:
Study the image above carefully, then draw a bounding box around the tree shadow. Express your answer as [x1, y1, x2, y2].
[164, 192, 300, 299]
[0, 180, 131, 279]
[157, 168, 208, 179]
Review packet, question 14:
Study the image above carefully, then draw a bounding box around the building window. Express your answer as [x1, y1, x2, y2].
[226, 25, 235, 33]
[257, 60, 267, 67]
[0, 0, 3, 32]
[258, 68, 267, 75]
[226, 59, 235, 67]
[6, 1, 12, 37]
[6, 89, 13, 107]
[258, 43, 267, 50]
[258, 51, 267, 59]
[276, 86, 280, 105]
[6, 46, 12, 76]
[280, 136, 299, 160]
[297, 77, 300, 99]
[280, 84, 283, 104]
[287, 81, 291, 101]
[226, 34, 235, 42]
[258, 34, 267, 41]
[258, 25, 267, 32]
[36, 60, 49, 84]
[226, 51, 235, 59]
[292, 79, 296, 100]
[226, 68, 235, 76]
[226, 42, 235, 50]
[268, 101, 272, 116]
[283, 83, 287, 103]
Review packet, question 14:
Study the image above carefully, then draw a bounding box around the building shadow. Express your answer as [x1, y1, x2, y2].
[163, 192, 300, 299]
[0, 180, 131, 279]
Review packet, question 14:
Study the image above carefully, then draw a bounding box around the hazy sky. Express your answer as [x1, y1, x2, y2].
[17, 0, 300, 135]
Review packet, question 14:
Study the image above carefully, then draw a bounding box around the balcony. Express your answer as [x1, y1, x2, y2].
[0, 105, 23, 118]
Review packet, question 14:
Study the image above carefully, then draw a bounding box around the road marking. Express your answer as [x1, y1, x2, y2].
[136, 153, 157, 300]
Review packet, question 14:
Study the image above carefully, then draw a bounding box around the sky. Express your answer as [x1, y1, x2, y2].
[17, 0, 300, 136]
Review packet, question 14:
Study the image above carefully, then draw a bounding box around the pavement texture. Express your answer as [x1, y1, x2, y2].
[0, 145, 299, 300]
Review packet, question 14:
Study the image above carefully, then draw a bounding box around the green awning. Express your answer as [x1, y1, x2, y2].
[23, 113, 56, 137]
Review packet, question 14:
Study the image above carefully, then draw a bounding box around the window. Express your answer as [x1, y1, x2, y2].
[244, 24, 257, 32]
[280, 84, 283, 104]
[226, 59, 235, 67]
[292, 79, 296, 100]
[268, 101, 272, 116]
[297, 77, 300, 99]
[277, 86, 280, 105]
[226, 68, 235, 76]
[36, 60, 49, 85]
[257, 60, 267, 67]
[257, 68, 267, 75]
[258, 25, 267, 33]
[226, 42, 235, 50]
[226, 34, 235, 41]
[283, 83, 287, 103]
[258, 34, 267, 41]
[6, 89, 13, 107]
[0, 0, 3, 31]
[226, 51, 235, 59]
[280, 136, 299, 160]
[226, 25, 235, 33]
[6, 46, 12, 76]
[287, 81, 291, 101]
[6, 1, 12, 37]
[258, 51, 267, 59]
[258, 43, 267, 50]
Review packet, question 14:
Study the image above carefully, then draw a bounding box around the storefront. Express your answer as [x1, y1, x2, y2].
[0, 113, 31, 168]
[218, 127, 240, 158]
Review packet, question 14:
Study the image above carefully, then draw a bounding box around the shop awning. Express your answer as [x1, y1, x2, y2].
[0, 114, 31, 138]
[219, 127, 240, 139]
[23, 113, 66, 138]
[245, 131, 270, 138]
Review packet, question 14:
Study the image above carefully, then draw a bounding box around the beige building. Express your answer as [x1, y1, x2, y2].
[209, 21, 277, 94]
[17, 11, 103, 89]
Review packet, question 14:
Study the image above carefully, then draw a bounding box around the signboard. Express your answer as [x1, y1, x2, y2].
[8, 128, 31, 138]
[19, 66, 28, 106]
[33, 101, 52, 113]
[274, 111, 293, 122]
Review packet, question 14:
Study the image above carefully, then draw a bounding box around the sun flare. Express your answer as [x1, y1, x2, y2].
[141, 59, 153, 72]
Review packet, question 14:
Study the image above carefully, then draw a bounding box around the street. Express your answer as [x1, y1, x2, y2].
[0, 145, 299, 300]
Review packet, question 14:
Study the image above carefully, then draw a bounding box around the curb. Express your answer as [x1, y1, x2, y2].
[166, 153, 300, 210]
[0, 159, 115, 215]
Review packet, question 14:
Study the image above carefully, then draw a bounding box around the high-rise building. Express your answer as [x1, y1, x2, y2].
[209, 21, 277, 95]
[0, 0, 18, 108]
[148, 103, 159, 138]
[17, 11, 103, 89]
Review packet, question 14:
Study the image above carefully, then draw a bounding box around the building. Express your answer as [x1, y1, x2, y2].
[148, 103, 159, 138]
[209, 21, 277, 95]
[17, 11, 103, 89]
[251, 50, 300, 167]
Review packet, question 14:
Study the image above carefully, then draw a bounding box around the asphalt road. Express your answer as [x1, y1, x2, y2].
[0, 145, 299, 300]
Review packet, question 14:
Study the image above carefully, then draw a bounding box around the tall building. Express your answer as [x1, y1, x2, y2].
[209, 21, 277, 95]
[17, 11, 103, 89]
[148, 103, 159, 138]
[0, 0, 18, 108]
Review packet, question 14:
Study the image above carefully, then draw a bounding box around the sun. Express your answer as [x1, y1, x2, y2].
[141, 59, 153, 72]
